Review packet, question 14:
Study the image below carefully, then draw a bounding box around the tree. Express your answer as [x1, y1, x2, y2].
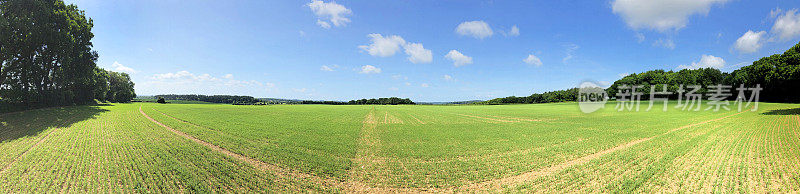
[603, 41, 800, 102]
[487, 42, 800, 104]
[157, 97, 166, 104]
[91, 67, 110, 102]
[107, 71, 135, 103]
[480, 88, 578, 104]
[1, 0, 113, 108]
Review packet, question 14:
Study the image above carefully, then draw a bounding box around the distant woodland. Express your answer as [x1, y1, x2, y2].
[153, 94, 415, 105]
[484, 42, 800, 104]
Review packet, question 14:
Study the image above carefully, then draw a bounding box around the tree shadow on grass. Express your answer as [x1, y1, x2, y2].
[761, 108, 800, 115]
[0, 105, 110, 143]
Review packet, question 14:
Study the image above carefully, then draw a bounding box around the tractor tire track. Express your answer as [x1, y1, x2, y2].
[0, 130, 57, 175]
[454, 113, 517, 123]
[139, 106, 346, 191]
[408, 114, 425, 125]
[150, 108, 218, 131]
[348, 108, 389, 192]
[459, 110, 747, 192]
[152, 108, 352, 162]
[141, 104, 748, 193]
[487, 115, 543, 122]
[0, 111, 80, 175]
[144, 106, 415, 192]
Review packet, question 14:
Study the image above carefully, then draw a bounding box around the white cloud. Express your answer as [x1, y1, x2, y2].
[445, 50, 473, 67]
[523, 54, 543, 66]
[320, 65, 334, 71]
[619, 73, 630, 77]
[293, 88, 308, 93]
[678, 54, 725, 70]
[316, 20, 331, 29]
[392, 74, 408, 80]
[359, 34, 406, 57]
[456, 21, 493, 39]
[359, 34, 433, 64]
[635, 33, 645, 43]
[562, 44, 579, 63]
[771, 9, 800, 41]
[154, 71, 195, 80]
[420, 83, 430, 88]
[611, 0, 728, 32]
[144, 71, 271, 95]
[404, 82, 411, 86]
[307, 0, 351, 28]
[443, 74, 454, 81]
[359, 65, 382, 74]
[111, 61, 137, 74]
[723, 61, 753, 72]
[504, 25, 520, 37]
[653, 38, 675, 49]
[734, 30, 766, 53]
[403, 42, 433, 64]
[320, 65, 338, 71]
[197, 74, 214, 81]
[771, 8, 784, 18]
[151, 71, 266, 86]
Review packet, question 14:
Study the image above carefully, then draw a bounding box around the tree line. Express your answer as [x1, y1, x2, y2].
[154, 94, 260, 104]
[483, 41, 800, 104]
[151, 94, 416, 105]
[607, 41, 800, 102]
[605, 68, 731, 101]
[477, 88, 578, 104]
[346, 97, 415, 105]
[301, 97, 415, 105]
[1, 0, 135, 112]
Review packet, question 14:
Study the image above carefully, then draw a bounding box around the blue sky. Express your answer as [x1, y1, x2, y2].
[64, 0, 800, 102]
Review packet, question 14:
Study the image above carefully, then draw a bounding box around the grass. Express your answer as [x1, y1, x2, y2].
[141, 104, 365, 179]
[0, 101, 798, 192]
[511, 103, 800, 193]
[0, 104, 321, 192]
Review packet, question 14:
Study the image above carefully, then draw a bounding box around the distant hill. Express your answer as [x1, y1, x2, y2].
[143, 95, 477, 105]
[418, 100, 485, 105]
[258, 98, 303, 104]
[135, 95, 156, 99]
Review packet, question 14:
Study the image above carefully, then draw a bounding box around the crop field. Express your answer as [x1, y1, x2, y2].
[0, 102, 798, 192]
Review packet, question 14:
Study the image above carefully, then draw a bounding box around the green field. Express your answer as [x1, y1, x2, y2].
[1, 102, 798, 192]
